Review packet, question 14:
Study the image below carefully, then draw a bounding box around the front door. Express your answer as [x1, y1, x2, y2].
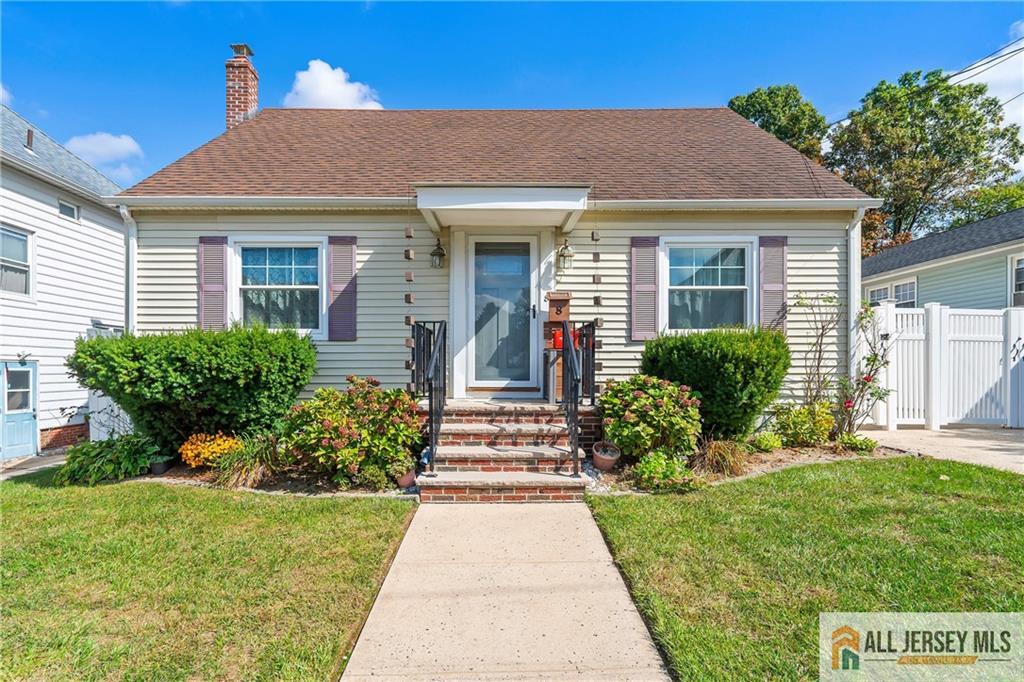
[468, 237, 539, 389]
[2, 361, 38, 459]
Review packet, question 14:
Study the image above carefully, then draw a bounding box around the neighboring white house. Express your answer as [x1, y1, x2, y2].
[862, 208, 1024, 309]
[0, 105, 126, 458]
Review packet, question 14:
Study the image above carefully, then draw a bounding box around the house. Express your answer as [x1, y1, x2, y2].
[110, 45, 879, 499]
[1, 105, 126, 459]
[862, 208, 1024, 309]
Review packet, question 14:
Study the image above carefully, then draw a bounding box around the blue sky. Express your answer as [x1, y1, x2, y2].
[2, 2, 1022, 187]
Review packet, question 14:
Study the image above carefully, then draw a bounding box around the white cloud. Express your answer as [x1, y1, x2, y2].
[64, 132, 144, 185]
[65, 132, 143, 165]
[0, 83, 11, 106]
[957, 25, 1024, 170]
[283, 59, 382, 109]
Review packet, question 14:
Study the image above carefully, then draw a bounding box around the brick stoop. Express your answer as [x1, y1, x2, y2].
[433, 444, 581, 473]
[417, 471, 588, 503]
[438, 423, 569, 447]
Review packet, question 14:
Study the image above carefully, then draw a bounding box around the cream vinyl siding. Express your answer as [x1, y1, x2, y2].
[560, 211, 852, 400]
[0, 165, 125, 430]
[134, 212, 448, 392]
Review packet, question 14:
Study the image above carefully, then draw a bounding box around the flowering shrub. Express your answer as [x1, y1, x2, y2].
[833, 305, 894, 436]
[598, 375, 701, 459]
[772, 402, 834, 447]
[629, 449, 699, 493]
[179, 432, 242, 468]
[282, 376, 422, 489]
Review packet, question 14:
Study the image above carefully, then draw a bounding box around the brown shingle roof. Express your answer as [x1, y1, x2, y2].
[122, 108, 867, 200]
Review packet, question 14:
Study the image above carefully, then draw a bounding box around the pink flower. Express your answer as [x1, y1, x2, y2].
[843, 400, 854, 410]
[863, 375, 874, 383]
[633, 390, 645, 398]
[332, 439, 344, 449]
[320, 438, 330, 447]
[347, 462, 359, 474]
[322, 419, 333, 430]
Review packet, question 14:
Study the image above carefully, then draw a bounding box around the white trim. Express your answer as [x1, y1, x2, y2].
[867, 285, 889, 306]
[590, 198, 881, 211]
[108, 195, 417, 209]
[657, 235, 758, 333]
[450, 230, 468, 399]
[225, 235, 329, 341]
[57, 199, 80, 222]
[862, 237, 1024, 285]
[0, 153, 114, 206]
[0, 223, 36, 303]
[1008, 252, 1024, 306]
[119, 205, 138, 332]
[2, 365, 34, 415]
[891, 278, 918, 308]
[465, 234, 540, 390]
[846, 208, 865, 378]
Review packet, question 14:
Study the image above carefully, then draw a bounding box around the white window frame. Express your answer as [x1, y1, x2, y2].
[891, 278, 917, 308]
[0, 224, 35, 301]
[3, 365, 34, 415]
[657, 235, 758, 333]
[226, 235, 329, 341]
[57, 199, 80, 221]
[867, 286, 889, 307]
[1011, 254, 1024, 307]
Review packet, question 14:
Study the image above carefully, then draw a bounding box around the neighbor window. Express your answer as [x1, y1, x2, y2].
[239, 245, 321, 331]
[57, 200, 79, 220]
[868, 287, 889, 307]
[1013, 257, 1024, 307]
[1, 226, 30, 296]
[893, 281, 917, 308]
[665, 244, 750, 330]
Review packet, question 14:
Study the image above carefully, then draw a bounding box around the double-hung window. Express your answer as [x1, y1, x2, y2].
[867, 286, 889, 307]
[893, 280, 917, 308]
[663, 242, 752, 330]
[1013, 256, 1024, 307]
[1, 226, 30, 296]
[238, 244, 323, 333]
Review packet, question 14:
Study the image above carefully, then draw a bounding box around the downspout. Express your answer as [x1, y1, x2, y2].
[118, 205, 138, 333]
[846, 208, 866, 377]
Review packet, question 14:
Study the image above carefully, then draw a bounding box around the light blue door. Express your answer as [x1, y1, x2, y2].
[2, 361, 38, 459]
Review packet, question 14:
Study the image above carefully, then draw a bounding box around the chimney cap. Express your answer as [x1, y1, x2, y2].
[230, 43, 253, 58]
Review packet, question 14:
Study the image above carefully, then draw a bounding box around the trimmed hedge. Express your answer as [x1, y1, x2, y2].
[67, 326, 317, 451]
[640, 329, 790, 439]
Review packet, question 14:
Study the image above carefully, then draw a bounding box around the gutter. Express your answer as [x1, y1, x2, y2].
[118, 205, 138, 333]
[588, 198, 882, 211]
[107, 195, 417, 209]
[847, 207, 866, 378]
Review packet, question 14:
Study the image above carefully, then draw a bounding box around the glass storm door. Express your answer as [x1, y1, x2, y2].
[469, 238, 538, 388]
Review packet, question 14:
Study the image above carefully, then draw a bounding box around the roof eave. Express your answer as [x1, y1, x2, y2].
[2, 152, 115, 206]
[588, 198, 882, 211]
[107, 195, 418, 209]
[862, 237, 1024, 282]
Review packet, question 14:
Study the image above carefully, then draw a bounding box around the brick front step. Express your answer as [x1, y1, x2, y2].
[438, 423, 569, 447]
[417, 471, 588, 503]
[436, 400, 568, 426]
[433, 445, 581, 473]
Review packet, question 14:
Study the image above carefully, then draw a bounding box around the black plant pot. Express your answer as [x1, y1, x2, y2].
[150, 461, 172, 476]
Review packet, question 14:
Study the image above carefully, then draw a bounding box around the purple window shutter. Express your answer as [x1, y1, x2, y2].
[630, 236, 659, 341]
[328, 236, 357, 341]
[198, 236, 228, 330]
[759, 236, 788, 331]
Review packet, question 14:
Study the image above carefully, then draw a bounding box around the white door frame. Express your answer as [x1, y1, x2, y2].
[450, 227, 555, 398]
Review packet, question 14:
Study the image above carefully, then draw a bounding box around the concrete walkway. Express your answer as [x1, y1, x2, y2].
[863, 427, 1023, 474]
[342, 504, 669, 681]
[0, 452, 67, 481]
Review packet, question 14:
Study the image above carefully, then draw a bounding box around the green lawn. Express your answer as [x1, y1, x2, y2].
[588, 458, 1024, 681]
[1, 470, 414, 681]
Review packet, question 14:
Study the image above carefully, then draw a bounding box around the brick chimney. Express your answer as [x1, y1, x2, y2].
[225, 43, 258, 130]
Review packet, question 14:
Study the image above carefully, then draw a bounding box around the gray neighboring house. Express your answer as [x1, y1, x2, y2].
[862, 208, 1024, 309]
[1, 105, 126, 458]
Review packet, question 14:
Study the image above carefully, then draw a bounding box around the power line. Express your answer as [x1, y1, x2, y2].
[1001, 91, 1024, 107]
[826, 37, 1024, 127]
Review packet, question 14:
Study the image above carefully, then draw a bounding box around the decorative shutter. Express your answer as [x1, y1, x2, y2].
[630, 236, 659, 341]
[198, 236, 228, 330]
[759, 236, 788, 331]
[328, 236, 357, 341]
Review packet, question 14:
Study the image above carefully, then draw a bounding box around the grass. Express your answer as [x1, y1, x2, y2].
[588, 458, 1024, 681]
[0, 470, 414, 681]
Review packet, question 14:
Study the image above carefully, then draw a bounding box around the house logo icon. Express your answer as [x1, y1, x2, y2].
[831, 626, 860, 670]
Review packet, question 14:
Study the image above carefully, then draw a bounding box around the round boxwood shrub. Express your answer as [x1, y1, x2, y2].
[598, 375, 701, 459]
[66, 325, 317, 452]
[640, 328, 790, 439]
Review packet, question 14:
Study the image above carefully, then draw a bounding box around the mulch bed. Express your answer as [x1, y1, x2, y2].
[147, 464, 413, 497]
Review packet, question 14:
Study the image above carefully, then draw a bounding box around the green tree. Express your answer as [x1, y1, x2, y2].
[728, 85, 828, 159]
[947, 180, 1024, 228]
[825, 70, 1023, 238]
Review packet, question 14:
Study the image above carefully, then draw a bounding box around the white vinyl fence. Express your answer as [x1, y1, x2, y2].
[873, 302, 1024, 430]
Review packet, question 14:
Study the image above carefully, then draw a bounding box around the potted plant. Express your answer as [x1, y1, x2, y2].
[591, 441, 621, 472]
[397, 467, 417, 488]
[149, 454, 174, 476]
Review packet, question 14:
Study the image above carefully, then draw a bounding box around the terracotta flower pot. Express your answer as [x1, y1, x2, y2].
[591, 441, 621, 472]
[397, 468, 417, 488]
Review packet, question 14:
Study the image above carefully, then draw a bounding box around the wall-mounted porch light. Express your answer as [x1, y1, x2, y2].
[430, 239, 447, 269]
[556, 239, 575, 275]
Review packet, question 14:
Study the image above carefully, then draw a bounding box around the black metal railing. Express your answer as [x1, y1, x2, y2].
[561, 320, 583, 476]
[576, 320, 598, 406]
[411, 321, 447, 473]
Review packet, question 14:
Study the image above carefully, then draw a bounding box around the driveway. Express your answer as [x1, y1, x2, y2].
[863, 427, 1023, 474]
[342, 503, 669, 680]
